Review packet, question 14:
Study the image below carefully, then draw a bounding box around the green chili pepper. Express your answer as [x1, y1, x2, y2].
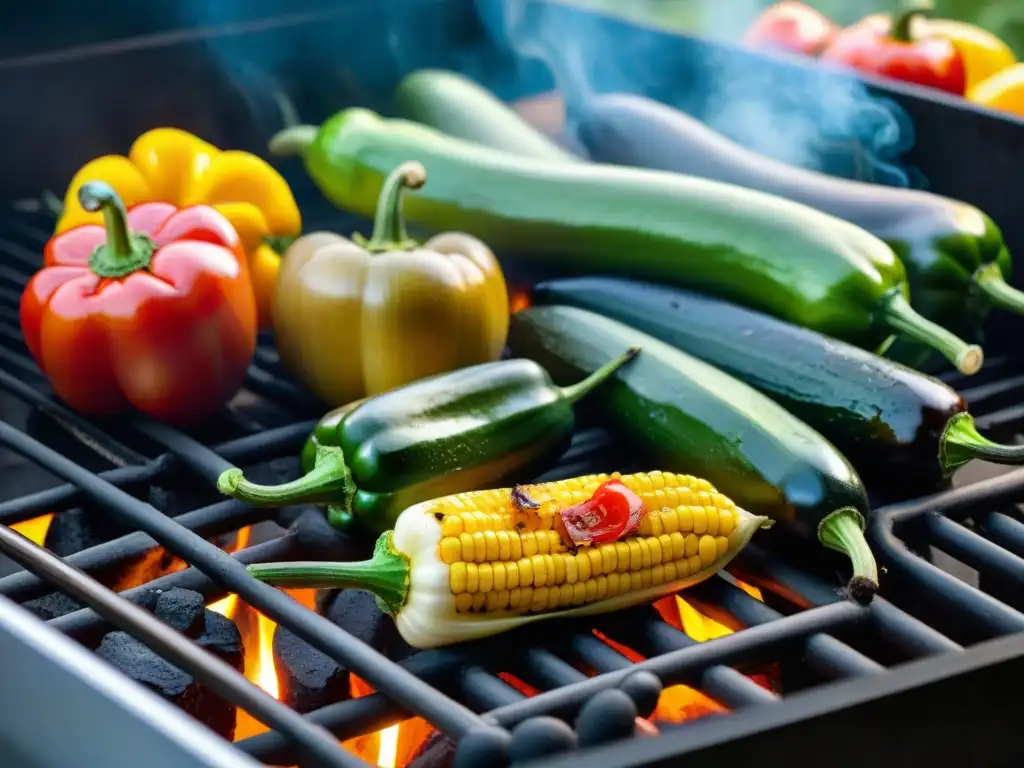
[216, 349, 638, 533]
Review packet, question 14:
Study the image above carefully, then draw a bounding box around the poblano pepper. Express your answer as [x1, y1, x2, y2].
[216, 349, 638, 533]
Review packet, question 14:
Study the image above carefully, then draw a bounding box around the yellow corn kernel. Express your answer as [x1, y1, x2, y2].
[473, 532, 487, 562]
[638, 538, 652, 569]
[661, 509, 680, 534]
[692, 506, 707, 535]
[504, 561, 519, 589]
[716, 536, 730, 558]
[629, 571, 642, 592]
[563, 553, 578, 584]
[584, 578, 599, 602]
[670, 532, 686, 560]
[541, 554, 556, 587]
[615, 541, 631, 573]
[440, 537, 462, 564]
[688, 554, 703, 576]
[571, 582, 587, 605]
[677, 506, 694, 533]
[531, 587, 549, 613]
[719, 509, 735, 537]
[478, 563, 494, 593]
[508, 588, 522, 611]
[459, 532, 475, 562]
[587, 548, 603, 577]
[466, 563, 479, 593]
[508, 532, 523, 560]
[547, 530, 565, 553]
[595, 574, 608, 601]
[576, 551, 592, 581]
[518, 557, 534, 587]
[601, 543, 617, 573]
[652, 564, 665, 585]
[664, 561, 678, 582]
[522, 533, 539, 558]
[558, 582, 573, 607]
[450, 562, 468, 594]
[440, 516, 464, 537]
[628, 539, 643, 571]
[698, 535, 717, 568]
[605, 572, 620, 598]
[647, 536, 663, 566]
[492, 561, 506, 591]
[552, 553, 566, 584]
[496, 530, 511, 560]
[483, 530, 500, 561]
[684, 533, 699, 558]
[472, 592, 487, 611]
[455, 593, 474, 613]
[697, 490, 712, 507]
[705, 506, 719, 536]
[536, 530, 550, 554]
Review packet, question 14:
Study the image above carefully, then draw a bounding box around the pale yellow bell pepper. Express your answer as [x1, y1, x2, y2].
[968, 63, 1024, 116]
[273, 161, 509, 406]
[55, 128, 301, 328]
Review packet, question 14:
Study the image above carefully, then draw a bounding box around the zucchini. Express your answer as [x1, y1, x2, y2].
[270, 109, 983, 374]
[532, 277, 1024, 493]
[507, 304, 878, 602]
[575, 92, 1016, 370]
[392, 69, 578, 162]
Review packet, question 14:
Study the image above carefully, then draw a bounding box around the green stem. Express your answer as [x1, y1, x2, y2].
[880, 292, 982, 375]
[891, 0, 932, 42]
[247, 532, 410, 616]
[217, 444, 356, 522]
[361, 162, 427, 253]
[78, 181, 154, 278]
[268, 125, 318, 158]
[817, 507, 878, 604]
[558, 347, 641, 403]
[973, 263, 1024, 315]
[940, 411, 1024, 474]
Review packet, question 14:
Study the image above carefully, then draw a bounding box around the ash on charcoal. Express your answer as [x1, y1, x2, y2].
[273, 587, 414, 712]
[96, 604, 243, 740]
[22, 591, 81, 620]
[408, 731, 455, 768]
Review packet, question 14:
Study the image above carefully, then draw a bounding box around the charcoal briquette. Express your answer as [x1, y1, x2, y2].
[272, 624, 350, 713]
[152, 588, 205, 638]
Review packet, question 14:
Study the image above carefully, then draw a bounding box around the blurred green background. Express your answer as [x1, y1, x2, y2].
[568, 0, 1024, 56]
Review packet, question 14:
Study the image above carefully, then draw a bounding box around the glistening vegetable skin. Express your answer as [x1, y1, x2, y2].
[532, 278, 1024, 492]
[245, 473, 770, 648]
[269, 109, 982, 374]
[216, 349, 637, 533]
[509, 305, 880, 601]
[273, 162, 509, 407]
[21, 182, 256, 425]
[574, 92, 1016, 369]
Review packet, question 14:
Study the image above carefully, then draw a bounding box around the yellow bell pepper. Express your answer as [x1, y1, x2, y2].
[273, 161, 509, 407]
[967, 63, 1024, 116]
[55, 128, 301, 328]
[910, 16, 1016, 91]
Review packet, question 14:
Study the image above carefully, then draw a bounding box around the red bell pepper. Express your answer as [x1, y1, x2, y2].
[820, 1, 966, 95]
[20, 181, 258, 425]
[743, 2, 839, 57]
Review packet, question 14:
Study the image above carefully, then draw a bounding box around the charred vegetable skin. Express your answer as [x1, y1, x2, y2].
[246, 473, 770, 648]
[575, 92, 1016, 368]
[269, 109, 981, 374]
[509, 305, 879, 601]
[533, 278, 1024, 491]
[216, 349, 637, 534]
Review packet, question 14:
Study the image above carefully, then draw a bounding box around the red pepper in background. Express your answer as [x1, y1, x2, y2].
[820, 0, 966, 95]
[560, 480, 646, 546]
[20, 181, 257, 425]
[742, 2, 839, 57]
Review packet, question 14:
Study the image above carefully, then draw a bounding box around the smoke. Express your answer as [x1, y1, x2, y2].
[491, 0, 922, 188]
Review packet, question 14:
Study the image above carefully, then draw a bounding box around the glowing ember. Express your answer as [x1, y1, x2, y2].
[11, 513, 54, 546]
[376, 725, 400, 768]
[509, 287, 532, 313]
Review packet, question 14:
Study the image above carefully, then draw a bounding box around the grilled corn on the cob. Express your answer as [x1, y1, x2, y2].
[246, 471, 770, 648]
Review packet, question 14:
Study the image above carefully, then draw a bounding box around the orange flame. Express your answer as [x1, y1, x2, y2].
[11, 514, 55, 546]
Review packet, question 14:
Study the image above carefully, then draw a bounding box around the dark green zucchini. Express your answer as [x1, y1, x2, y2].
[508, 304, 878, 602]
[269, 109, 983, 374]
[393, 69, 578, 162]
[532, 277, 1024, 493]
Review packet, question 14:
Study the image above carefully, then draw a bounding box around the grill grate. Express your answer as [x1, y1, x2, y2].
[2, 205, 1024, 767]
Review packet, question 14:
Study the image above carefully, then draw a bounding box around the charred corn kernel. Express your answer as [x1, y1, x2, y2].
[249, 475, 770, 648]
[684, 534, 699, 559]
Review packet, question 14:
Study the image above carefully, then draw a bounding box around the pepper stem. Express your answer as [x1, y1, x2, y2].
[879, 292, 982, 375]
[817, 507, 878, 604]
[891, 0, 932, 43]
[268, 125, 318, 158]
[940, 411, 1024, 474]
[216, 444, 357, 529]
[358, 162, 427, 253]
[973, 263, 1024, 315]
[247, 532, 410, 616]
[78, 181, 155, 278]
[558, 347, 641, 403]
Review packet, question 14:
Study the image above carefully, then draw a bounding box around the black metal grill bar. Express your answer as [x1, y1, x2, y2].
[570, 634, 634, 672]
[462, 665, 525, 710]
[0, 422, 491, 739]
[0, 522, 366, 768]
[700, 667, 778, 708]
[974, 404, 1024, 432]
[982, 512, 1024, 559]
[516, 648, 588, 689]
[0, 499, 272, 602]
[924, 513, 1024, 591]
[482, 600, 867, 729]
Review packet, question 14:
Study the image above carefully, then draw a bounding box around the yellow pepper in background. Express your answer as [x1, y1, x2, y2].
[967, 63, 1024, 117]
[56, 128, 301, 328]
[274, 161, 509, 407]
[909, 16, 1017, 91]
